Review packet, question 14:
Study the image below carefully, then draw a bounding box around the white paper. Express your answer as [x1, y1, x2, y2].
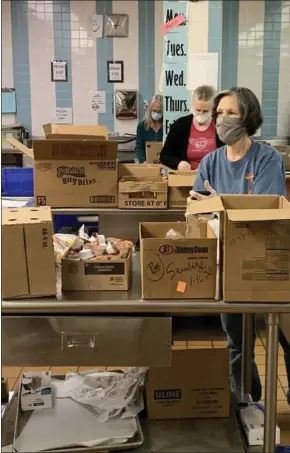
[52, 61, 67, 81]
[14, 398, 137, 452]
[1, 199, 29, 208]
[108, 62, 123, 82]
[90, 90, 106, 113]
[91, 14, 103, 37]
[54, 107, 73, 124]
[187, 52, 219, 91]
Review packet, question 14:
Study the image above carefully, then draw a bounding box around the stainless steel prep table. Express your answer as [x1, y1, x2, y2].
[3, 257, 290, 452]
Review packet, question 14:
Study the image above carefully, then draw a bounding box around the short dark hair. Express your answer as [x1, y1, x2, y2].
[212, 87, 263, 136]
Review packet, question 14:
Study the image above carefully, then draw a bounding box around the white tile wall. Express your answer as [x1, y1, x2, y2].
[2, 0, 16, 126]
[70, 0, 98, 126]
[27, 1, 55, 137]
[113, 0, 139, 135]
[155, 0, 164, 95]
[278, 0, 290, 137]
[238, 0, 265, 107]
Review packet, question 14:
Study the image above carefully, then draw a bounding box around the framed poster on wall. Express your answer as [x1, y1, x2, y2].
[107, 61, 124, 83]
[51, 60, 68, 82]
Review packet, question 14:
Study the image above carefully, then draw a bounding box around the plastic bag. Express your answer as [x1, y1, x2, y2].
[53, 234, 77, 264]
[166, 228, 184, 239]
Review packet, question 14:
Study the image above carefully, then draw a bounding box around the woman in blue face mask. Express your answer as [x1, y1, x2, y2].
[135, 94, 163, 163]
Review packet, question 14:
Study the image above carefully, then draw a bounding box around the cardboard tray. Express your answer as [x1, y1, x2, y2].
[13, 375, 144, 453]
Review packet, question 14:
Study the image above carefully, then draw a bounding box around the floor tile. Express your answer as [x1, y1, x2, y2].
[256, 355, 285, 365]
[78, 366, 107, 372]
[187, 345, 213, 349]
[8, 377, 17, 390]
[50, 367, 78, 375]
[279, 376, 289, 389]
[172, 345, 187, 350]
[173, 341, 187, 347]
[255, 345, 266, 355]
[277, 414, 290, 430]
[2, 367, 22, 378]
[261, 387, 286, 401]
[280, 430, 290, 444]
[187, 341, 212, 347]
[277, 401, 290, 415]
[22, 367, 51, 373]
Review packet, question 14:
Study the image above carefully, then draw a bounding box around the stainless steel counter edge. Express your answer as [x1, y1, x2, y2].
[2, 300, 290, 314]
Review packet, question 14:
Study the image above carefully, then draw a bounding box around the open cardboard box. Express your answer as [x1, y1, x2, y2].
[42, 124, 109, 140]
[275, 145, 290, 172]
[118, 164, 168, 209]
[168, 171, 197, 208]
[2, 207, 56, 299]
[140, 221, 217, 299]
[145, 142, 163, 164]
[6, 138, 118, 208]
[187, 194, 290, 302]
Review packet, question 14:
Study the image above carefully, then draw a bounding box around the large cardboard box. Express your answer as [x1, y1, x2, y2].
[140, 222, 217, 299]
[118, 164, 168, 209]
[146, 348, 230, 419]
[43, 124, 108, 140]
[62, 251, 132, 291]
[33, 139, 118, 208]
[168, 171, 197, 208]
[275, 145, 290, 172]
[187, 195, 290, 302]
[146, 142, 163, 164]
[2, 207, 56, 299]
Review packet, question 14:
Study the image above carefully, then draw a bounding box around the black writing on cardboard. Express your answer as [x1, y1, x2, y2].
[165, 70, 186, 87]
[145, 254, 212, 284]
[90, 195, 116, 204]
[154, 389, 182, 400]
[62, 177, 96, 186]
[166, 9, 187, 26]
[51, 143, 110, 159]
[166, 40, 187, 57]
[91, 161, 116, 170]
[124, 200, 167, 208]
[37, 196, 47, 206]
[165, 96, 189, 113]
[42, 228, 48, 249]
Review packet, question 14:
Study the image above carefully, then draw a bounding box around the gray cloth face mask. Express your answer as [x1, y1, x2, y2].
[216, 116, 246, 145]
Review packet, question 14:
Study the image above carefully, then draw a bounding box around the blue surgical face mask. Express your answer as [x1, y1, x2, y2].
[151, 112, 162, 121]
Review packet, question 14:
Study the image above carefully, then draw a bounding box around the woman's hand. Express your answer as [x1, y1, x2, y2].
[189, 180, 216, 200]
[178, 161, 192, 172]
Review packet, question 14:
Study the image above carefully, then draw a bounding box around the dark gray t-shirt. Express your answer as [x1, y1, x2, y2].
[193, 141, 286, 196]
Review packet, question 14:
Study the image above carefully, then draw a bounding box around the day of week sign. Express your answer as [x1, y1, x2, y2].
[163, 1, 191, 138]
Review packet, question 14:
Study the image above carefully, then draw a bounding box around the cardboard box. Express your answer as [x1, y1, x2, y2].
[275, 145, 290, 171]
[140, 222, 217, 299]
[62, 251, 132, 291]
[168, 171, 197, 208]
[21, 371, 52, 411]
[146, 348, 230, 419]
[239, 403, 280, 446]
[10, 138, 117, 208]
[118, 164, 168, 209]
[187, 195, 290, 302]
[2, 207, 56, 299]
[43, 123, 108, 140]
[146, 142, 163, 164]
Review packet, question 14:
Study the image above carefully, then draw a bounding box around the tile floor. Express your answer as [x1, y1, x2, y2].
[2, 330, 290, 445]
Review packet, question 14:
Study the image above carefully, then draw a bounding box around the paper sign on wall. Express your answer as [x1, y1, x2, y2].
[187, 53, 219, 91]
[54, 107, 73, 124]
[91, 14, 103, 38]
[90, 91, 106, 113]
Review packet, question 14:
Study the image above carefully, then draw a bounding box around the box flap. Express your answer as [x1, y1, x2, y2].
[227, 209, 290, 222]
[186, 196, 225, 215]
[119, 178, 167, 193]
[5, 138, 34, 159]
[119, 163, 162, 179]
[33, 139, 118, 160]
[2, 207, 52, 225]
[168, 171, 196, 187]
[43, 124, 109, 139]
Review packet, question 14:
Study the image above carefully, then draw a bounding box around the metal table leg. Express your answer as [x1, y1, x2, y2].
[264, 313, 279, 453]
[241, 314, 253, 400]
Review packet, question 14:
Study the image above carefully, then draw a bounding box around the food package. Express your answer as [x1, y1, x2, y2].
[53, 234, 77, 264]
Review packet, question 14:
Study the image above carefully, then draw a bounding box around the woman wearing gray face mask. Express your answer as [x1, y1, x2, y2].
[192, 87, 289, 405]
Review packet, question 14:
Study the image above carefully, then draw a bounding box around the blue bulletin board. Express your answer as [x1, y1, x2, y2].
[2, 89, 16, 114]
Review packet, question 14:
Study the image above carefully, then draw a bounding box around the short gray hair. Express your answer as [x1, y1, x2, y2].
[193, 85, 216, 102]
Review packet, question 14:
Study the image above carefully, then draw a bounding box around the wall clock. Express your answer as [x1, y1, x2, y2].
[104, 14, 129, 38]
